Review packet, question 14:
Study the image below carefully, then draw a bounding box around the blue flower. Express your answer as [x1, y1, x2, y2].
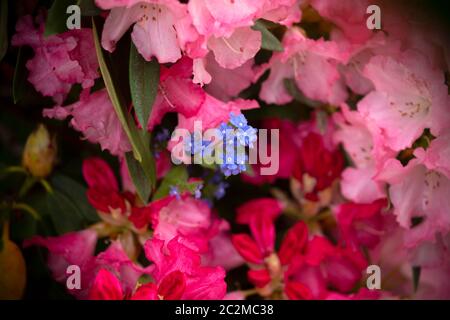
[236, 126, 258, 147]
[229, 112, 248, 129]
[194, 184, 203, 199]
[214, 182, 229, 199]
[155, 128, 170, 144]
[169, 185, 181, 199]
[185, 134, 203, 155]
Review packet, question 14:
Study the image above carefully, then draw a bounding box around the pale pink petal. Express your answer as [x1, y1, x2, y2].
[204, 0, 262, 26]
[341, 167, 386, 204]
[208, 27, 261, 70]
[205, 54, 254, 101]
[43, 89, 132, 156]
[131, 4, 182, 63]
[310, 0, 372, 44]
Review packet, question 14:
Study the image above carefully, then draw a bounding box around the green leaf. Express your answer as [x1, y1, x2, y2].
[77, 0, 101, 16]
[45, 0, 75, 37]
[0, 0, 7, 61]
[129, 43, 159, 128]
[12, 48, 28, 104]
[92, 20, 143, 162]
[152, 166, 188, 200]
[51, 174, 99, 223]
[252, 20, 283, 52]
[92, 19, 156, 201]
[46, 190, 84, 234]
[125, 151, 152, 203]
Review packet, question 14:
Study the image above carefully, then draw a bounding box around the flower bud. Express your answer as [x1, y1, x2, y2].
[22, 124, 57, 178]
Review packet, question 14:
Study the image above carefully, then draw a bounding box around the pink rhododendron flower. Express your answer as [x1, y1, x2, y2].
[232, 219, 310, 297]
[8, 0, 450, 302]
[333, 103, 393, 203]
[310, 0, 373, 44]
[286, 236, 368, 298]
[144, 237, 227, 299]
[187, 0, 262, 69]
[23, 230, 98, 293]
[359, 50, 450, 151]
[149, 195, 220, 252]
[176, 96, 259, 133]
[203, 54, 255, 101]
[335, 199, 388, 249]
[206, 27, 261, 70]
[259, 27, 350, 105]
[24, 231, 146, 299]
[415, 130, 450, 179]
[202, 221, 245, 271]
[148, 56, 259, 134]
[148, 56, 205, 130]
[376, 152, 450, 245]
[12, 15, 99, 104]
[43, 89, 132, 156]
[96, 0, 198, 63]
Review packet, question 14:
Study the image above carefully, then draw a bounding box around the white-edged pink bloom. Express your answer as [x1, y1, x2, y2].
[96, 0, 198, 63]
[333, 104, 393, 203]
[259, 28, 350, 105]
[359, 50, 450, 151]
[376, 150, 450, 245]
[188, 0, 302, 72]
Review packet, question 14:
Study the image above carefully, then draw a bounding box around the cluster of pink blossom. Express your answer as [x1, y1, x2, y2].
[13, 0, 450, 300]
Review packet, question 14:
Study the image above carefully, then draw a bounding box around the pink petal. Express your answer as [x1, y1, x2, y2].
[208, 27, 261, 70]
[89, 269, 124, 300]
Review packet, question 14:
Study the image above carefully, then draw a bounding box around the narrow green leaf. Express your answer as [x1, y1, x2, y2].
[44, 0, 75, 37]
[13, 48, 28, 104]
[125, 152, 152, 203]
[92, 19, 143, 162]
[252, 20, 283, 52]
[152, 166, 188, 200]
[92, 19, 156, 200]
[129, 43, 159, 129]
[0, 0, 7, 61]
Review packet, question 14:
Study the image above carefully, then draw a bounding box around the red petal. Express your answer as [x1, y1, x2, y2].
[158, 271, 186, 300]
[284, 281, 313, 300]
[278, 221, 308, 265]
[231, 234, 264, 264]
[247, 269, 271, 288]
[86, 188, 126, 213]
[89, 269, 123, 300]
[236, 198, 283, 225]
[131, 283, 158, 300]
[82, 157, 118, 191]
[249, 215, 275, 256]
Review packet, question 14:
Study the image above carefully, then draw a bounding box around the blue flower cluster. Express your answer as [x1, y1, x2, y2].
[219, 113, 257, 177]
[184, 112, 257, 177]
